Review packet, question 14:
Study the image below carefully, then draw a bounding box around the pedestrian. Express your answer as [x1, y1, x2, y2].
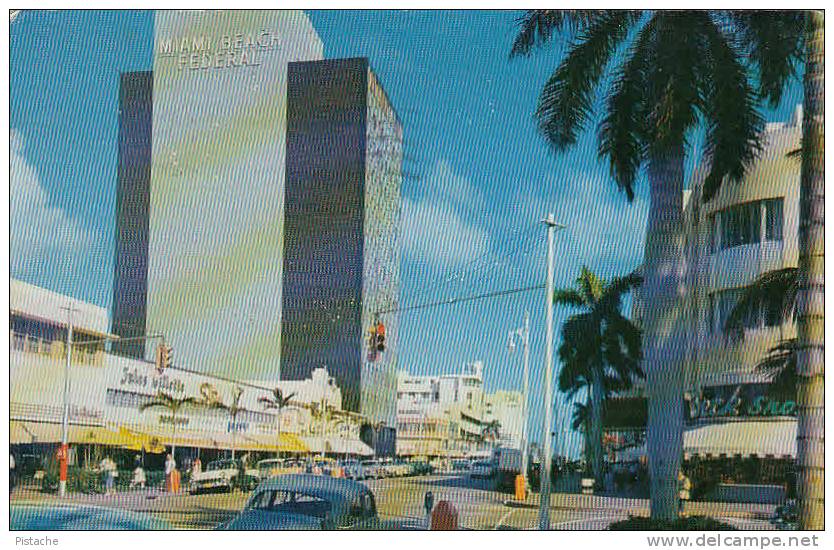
[100, 456, 116, 495]
[678, 471, 691, 517]
[192, 456, 202, 477]
[131, 461, 146, 489]
[10, 453, 17, 492]
[164, 453, 177, 492]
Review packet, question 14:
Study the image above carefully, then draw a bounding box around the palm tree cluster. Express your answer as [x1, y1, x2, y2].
[556, 267, 643, 486]
[512, 9, 822, 526]
[258, 388, 297, 459]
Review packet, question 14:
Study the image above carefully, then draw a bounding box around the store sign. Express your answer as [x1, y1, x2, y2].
[686, 384, 797, 421]
[118, 366, 186, 396]
[157, 30, 282, 71]
[159, 414, 188, 427]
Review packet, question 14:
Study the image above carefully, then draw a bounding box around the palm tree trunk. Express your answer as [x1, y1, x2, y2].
[231, 412, 237, 461]
[796, 9, 824, 531]
[590, 365, 605, 487]
[171, 416, 178, 464]
[644, 145, 686, 520]
[276, 410, 283, 461]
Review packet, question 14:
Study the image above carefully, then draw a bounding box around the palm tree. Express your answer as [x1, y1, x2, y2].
[556, 266, 643, 485]
[258, 388, 296, 459]
[725, 12, 824, 528]
[512, 10, 766, 519]
[211, 387, 246, 460]
[139, 391, 198, 463]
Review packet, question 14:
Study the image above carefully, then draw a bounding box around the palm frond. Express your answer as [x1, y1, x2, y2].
[536, 11, 642, 150]
[554, 288, 587, 308]
[724, 268, 798, 339]
[755, 339, 797, 398]
[510, 10, 599, 58]
[699, 14, 765, 201]
[727, 11, 804, 107]
[642, 12, 705, 154]
[598, 17, 656, 200]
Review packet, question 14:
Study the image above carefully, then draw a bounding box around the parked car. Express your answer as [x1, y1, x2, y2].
[771, 500, 797, 530]
[219, 474, 382, 530]
[410, 461, 434, 476]
[305, 458, 336, 477]
[10, 504, 171, 530]
[361, 459, 383, 479]
[341, 460, 365, 481]
[393, 460, 411, 477]
[379, 459, 397, 478]
[452, 459, 471, 473]
[257, 459, 303, 480]
[190, 459, 258, 494]
[470, 460, 495, 479]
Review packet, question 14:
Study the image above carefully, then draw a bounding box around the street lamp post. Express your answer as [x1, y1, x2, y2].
[539, 214, 564, 530]
[508, 310, 531, 491]
[58, 306, 77, 498]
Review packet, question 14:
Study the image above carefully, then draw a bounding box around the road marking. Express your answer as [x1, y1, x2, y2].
[494, 507, 519, 530]
[552, 514, 625, 530]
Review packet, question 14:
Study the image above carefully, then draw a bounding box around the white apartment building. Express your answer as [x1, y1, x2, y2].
[396, 361, 523, 457]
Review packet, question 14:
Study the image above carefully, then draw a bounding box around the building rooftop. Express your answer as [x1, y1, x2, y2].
[10, 278, 110, 336]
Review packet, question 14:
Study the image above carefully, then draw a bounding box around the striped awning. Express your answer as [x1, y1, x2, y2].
[684, 420, 796, 459]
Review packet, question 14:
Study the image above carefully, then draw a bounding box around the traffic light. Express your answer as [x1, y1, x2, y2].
[155, 343, 173, 373]
[375, 322, 385, 352]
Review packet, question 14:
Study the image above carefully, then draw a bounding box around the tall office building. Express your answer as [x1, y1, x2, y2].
[112, 71, 153, 359]
[281, 58, 402, 435]
[112, 11, 324, 379]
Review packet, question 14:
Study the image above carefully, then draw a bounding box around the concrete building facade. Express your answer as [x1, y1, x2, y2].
[111, 11, 325, 382]
[396, 362, 523, 457]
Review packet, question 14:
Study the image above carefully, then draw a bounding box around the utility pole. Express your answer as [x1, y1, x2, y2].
[509, 310, 531, 491]
[59, 305, 78, 498]
[522, 310, 530, 489]
[539, 214, 564, 530]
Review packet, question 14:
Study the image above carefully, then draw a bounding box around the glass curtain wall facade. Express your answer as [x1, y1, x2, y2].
[281, 58, 402, 429]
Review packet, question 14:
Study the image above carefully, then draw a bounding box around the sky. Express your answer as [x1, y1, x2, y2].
[9, 10, 802, 458]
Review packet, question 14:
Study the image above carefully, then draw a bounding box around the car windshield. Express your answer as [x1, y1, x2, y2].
[207, 461, 236, 471]
[247, 490, 333, 520]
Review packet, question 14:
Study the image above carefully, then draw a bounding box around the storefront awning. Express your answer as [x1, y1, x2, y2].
[684, 420, 796, 458]
[301, 436, 371, 456]
[10, 421, 134, 447]
[326, 437, 374, 456]
[236, 433, 309, 454]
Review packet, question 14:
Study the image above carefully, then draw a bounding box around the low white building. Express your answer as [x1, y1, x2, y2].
[396, 362, 523, 457]
[10, 279, 372, 461]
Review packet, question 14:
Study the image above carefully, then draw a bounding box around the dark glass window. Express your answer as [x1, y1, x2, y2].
[764, 198, 784, 242]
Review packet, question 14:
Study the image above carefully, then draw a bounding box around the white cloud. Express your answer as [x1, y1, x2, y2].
[402, 159, 491, 268]
[10, 130, 93, 278]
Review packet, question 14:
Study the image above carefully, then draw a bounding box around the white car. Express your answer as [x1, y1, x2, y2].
[469, 460, 495, 479]
[190, 459, 258, 494]
[361, 460, 383, 479]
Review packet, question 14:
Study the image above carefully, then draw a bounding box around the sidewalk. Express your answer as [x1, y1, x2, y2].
[502, 490, 775, 520]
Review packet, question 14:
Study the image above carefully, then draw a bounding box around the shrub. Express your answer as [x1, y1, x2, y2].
[608, 516, 737, 531]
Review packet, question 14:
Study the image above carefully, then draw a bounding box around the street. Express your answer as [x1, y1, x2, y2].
[10, 473, 778, 531]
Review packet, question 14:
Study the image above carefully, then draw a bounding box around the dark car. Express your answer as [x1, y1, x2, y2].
[771, 500, 798, 530]
[10, 504, 172, 530]
[219, 474, 381, 530]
